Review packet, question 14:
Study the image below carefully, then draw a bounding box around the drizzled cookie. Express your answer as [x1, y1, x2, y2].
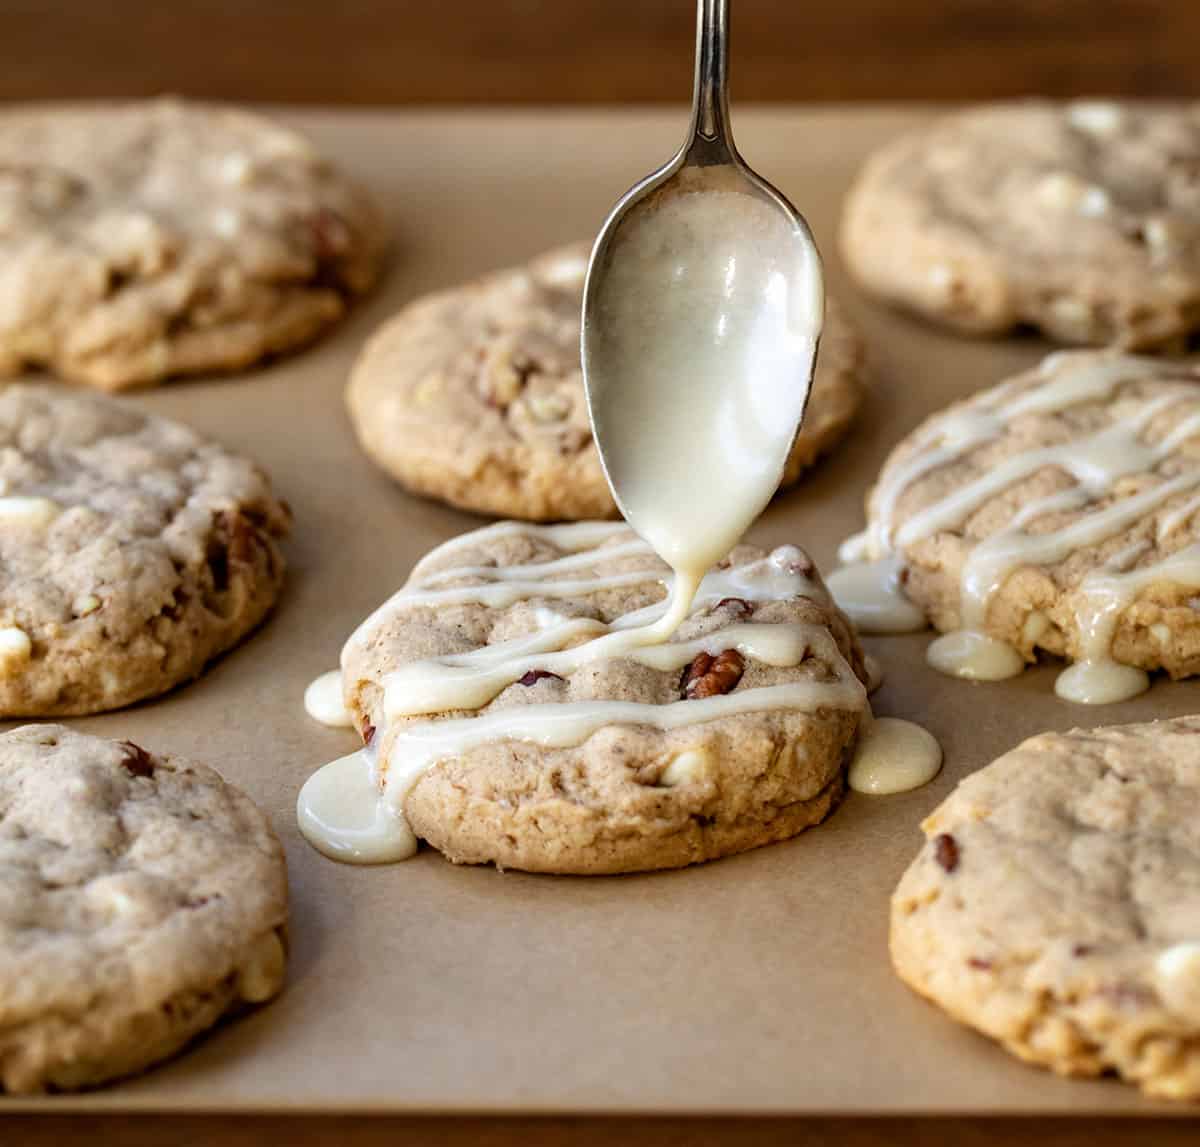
[303, 520, 871, 874]
[838, 350, 1200, 704]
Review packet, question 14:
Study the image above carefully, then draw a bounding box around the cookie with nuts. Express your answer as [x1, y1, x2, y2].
[340, 521, 870, 874]
[841, 102, 1200, 348]
[0, 99, 384, 390]
[891, 717, 1200, 1101]
[0, 383, 290, 716]
[345, 244, 865, 521]
[0, 725, 288, 1093]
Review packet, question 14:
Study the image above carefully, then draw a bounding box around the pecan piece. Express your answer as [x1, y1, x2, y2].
[517, 669, 564, 687]
[933, 833, 960, 873]
[207, 510, 258, 592]
[119, 741, 155, 778]
[309, 207, 352, 259]
[714, 597, 753, 619]
[680, 649, 745, 700]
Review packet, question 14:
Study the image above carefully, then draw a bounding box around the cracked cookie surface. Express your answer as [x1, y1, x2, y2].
[0, 383, 290, 715]
[0, 725, 288, 1093]
[0, 99, 384, 390]
[841, 102, 1200, 348]
[891, 717, 1200, 1100]
[345, 244, 865, 521]
[342, 523, 869, 874]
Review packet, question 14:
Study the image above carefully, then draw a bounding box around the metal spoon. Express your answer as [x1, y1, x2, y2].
[581, 0, 825, 567]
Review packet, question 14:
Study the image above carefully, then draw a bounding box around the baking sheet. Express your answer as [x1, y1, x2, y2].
[8, 105, 1199, 1116]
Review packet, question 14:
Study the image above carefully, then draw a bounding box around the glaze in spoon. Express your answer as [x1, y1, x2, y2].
[581, 0, 824, 588]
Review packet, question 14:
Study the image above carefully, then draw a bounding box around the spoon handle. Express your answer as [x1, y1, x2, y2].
[687, 0, 734, 163]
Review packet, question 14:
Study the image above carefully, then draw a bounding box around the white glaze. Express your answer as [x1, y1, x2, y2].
[835, 353, 1200, 697]
[826, 556, 926, 634]
[925, 629, 1025, 681]
[298, 526, 872, 863]
[1156, 942, 1200, 1023]
[584, 189, 823, 578]
[0, 495, 60, 527]
[848, 717, 943, 795]
[304, 669, 354, 728]
[296, 748, 416, 863]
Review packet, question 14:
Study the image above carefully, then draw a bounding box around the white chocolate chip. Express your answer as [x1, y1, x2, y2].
[1142, 216, 1184, 255]
[220, 152, 252, 185]
[413, 374, 444, 408]
[1150, 622, 1173, 648]
[539, 253, 588, 289]
[73, 594, 102, 618]
[659, 748, 709, 787]
[1067, 101, 1124, 137]
[1050, 297, 1093, 330]
[1036, 172, 1109, 216]
[525, 393, 570, 423]
[1022, 610, 1051, 646]
[212, 208, 243, 239]
[0, 626, 32, 670]
[927, 264, 955, 294]
[237, 930, 286, 1003]
[1156, 942, 1200, 1021]
[1078, 187, 1111, 218]
[0, 495, 60, 528]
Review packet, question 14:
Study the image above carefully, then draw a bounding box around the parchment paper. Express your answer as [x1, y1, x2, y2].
[8, 106, 1198, 1116]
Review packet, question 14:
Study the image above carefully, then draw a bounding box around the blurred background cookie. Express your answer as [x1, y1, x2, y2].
[345, 244, 865, 521]
[0, 99, 384, 390]
[841, 102, 1200, 349]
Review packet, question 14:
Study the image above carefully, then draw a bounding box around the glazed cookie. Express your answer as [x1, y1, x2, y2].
[891, 717, 1200, 1101]
[345, 244, 865, 521]
[336, 520, 869, 874]
[840, 350, 1200, 704]
[0, 725, 288, 1093]
[0, 99, 384, 390]
[0, 383, 290, 716]
[841, 102, 1200, 348]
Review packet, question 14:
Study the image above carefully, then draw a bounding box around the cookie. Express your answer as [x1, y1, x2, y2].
[0, 725, 287, 1093]
[0, 99, 384, 390]
[0, 383, 290, 716]
[891, 717, 1200, 1101]
[336, 520, 869, 874]
[840, 102, 1200, 348]
[844, 350, 1200, 703]
[345, 244, 865, 521]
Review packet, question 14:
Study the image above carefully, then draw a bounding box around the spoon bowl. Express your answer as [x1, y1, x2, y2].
[581, 0, 825, 579]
